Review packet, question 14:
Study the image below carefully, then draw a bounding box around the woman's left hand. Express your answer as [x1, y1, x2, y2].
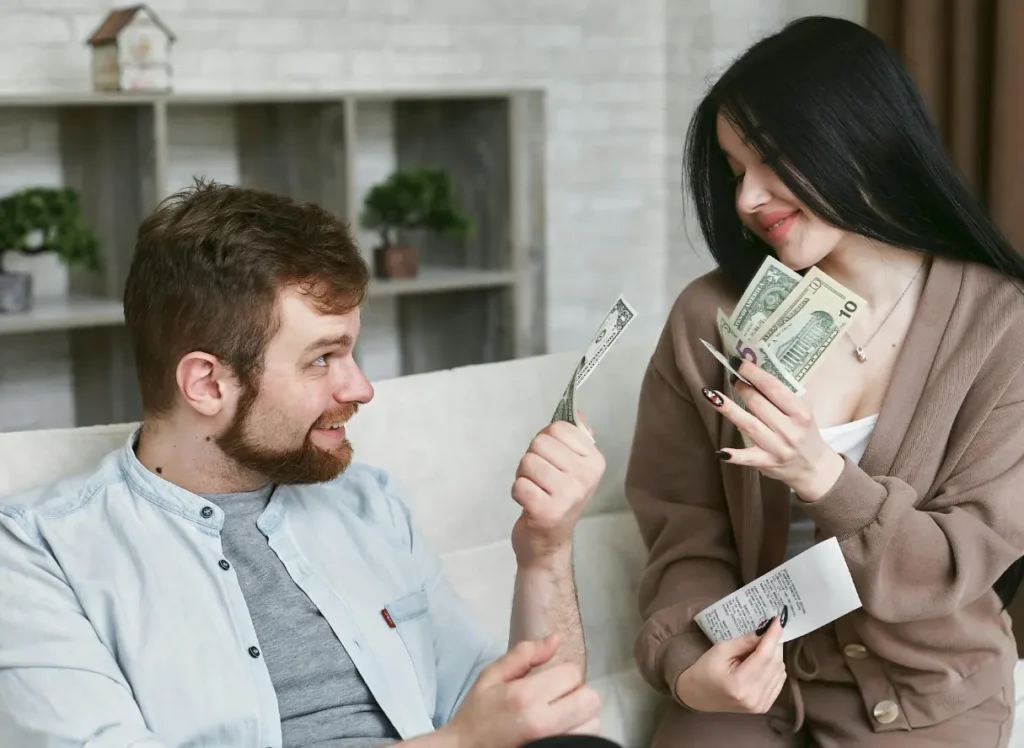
[702, 361, 845, 502]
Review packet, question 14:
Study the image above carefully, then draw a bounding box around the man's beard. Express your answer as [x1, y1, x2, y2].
[216, 385, 358, 485]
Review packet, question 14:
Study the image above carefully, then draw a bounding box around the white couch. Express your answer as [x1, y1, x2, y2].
[2, 338, 1024, 747]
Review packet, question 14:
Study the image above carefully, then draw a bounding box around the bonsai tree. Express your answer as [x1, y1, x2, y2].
[0, 186, 102, 275]
[360, 167, 472, 249]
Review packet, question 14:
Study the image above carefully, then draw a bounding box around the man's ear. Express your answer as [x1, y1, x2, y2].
[175, 352, 238, 417]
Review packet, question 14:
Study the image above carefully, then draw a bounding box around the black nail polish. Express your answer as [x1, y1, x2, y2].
[701, 387, 725, 407]
[715, 450, 731, 461]
[727, 358, 742, 386]
[780, 605, 789, 628]
[755, 616, 774, 636]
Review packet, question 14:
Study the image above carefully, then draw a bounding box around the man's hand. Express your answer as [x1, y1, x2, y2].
[674, 615, 787, 713]
[442, 635, 601, 748]
[511, 418, 606, 567]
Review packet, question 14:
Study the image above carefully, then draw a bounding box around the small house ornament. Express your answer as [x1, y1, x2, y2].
[86, 5, 175, 92]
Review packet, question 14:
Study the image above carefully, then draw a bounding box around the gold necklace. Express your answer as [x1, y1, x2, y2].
[845, 260, 925, 363]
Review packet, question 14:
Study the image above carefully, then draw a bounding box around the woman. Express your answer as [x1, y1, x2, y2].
[626, 15, 1024, 748]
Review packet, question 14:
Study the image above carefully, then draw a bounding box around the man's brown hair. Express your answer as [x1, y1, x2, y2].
[123, 179, 369, 416]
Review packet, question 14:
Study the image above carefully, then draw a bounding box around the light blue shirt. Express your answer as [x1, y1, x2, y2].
[0, 430, 503, 747]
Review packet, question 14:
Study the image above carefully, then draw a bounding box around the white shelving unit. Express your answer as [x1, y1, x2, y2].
[0, 88, 547, 427]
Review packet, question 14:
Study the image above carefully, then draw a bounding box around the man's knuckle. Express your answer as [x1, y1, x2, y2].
[547, 421, 569, 439]
[511, 476, 532, 498]
[534, 432, 557, 450]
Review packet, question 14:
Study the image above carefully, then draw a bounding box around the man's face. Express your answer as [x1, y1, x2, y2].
[216, 288, 374, 485]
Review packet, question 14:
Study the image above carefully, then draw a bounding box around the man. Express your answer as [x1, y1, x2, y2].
[0, 181, 607, 748]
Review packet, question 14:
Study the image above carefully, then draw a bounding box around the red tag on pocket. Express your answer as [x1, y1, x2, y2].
[381, 608, 396, 628]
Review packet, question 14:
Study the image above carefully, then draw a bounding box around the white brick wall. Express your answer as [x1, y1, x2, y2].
[0, 0, 863, 432]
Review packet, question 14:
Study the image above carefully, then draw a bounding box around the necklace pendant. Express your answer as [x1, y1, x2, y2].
[855, 346, 867, 363]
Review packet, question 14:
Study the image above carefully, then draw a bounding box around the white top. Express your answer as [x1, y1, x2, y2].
[784, 413, 879, 560]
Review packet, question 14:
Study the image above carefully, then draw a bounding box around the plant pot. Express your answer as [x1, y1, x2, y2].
[0, 272, 32, 313]
[2, 249, 68, 299]
[374, 244, 419, 279]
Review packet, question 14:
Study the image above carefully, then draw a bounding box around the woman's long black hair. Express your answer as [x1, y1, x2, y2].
[683, 15, 1024, 607]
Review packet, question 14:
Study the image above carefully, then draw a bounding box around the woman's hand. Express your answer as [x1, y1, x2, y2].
[675, 614, 787, 713]
[701, 361, 845, 502]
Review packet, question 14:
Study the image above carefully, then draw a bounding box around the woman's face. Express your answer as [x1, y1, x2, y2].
[716, 113, 846, 271]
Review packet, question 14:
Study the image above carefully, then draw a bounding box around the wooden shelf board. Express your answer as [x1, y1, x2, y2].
[368, 268, 516, 297]
[0, 87, 537, 108]
[0, 269, 517, 335]
[0, 296, 124, 335]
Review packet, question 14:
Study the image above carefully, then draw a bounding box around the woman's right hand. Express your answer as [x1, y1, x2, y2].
[674, 614, 787, 713]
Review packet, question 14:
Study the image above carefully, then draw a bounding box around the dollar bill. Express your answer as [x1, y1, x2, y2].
[700, 338, 752, 387]
[717, 309, 755, 368]
[755, 343, 806, 396]
[551, 357, 585, 424]
[551, 295, 637, 425]
[755, 267, 865, 385]
[716, 310, 804, 393]
[699, 336, 804, 396]
[730, 256, 802, 339]
[702, 263, 862, 396]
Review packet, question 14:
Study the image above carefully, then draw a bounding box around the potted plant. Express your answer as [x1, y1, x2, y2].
[0, 186, 102, 313]
[359, 167, 472, 278]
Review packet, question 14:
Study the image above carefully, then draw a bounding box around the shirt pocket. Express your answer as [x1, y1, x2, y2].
[385, 589, 437, 716]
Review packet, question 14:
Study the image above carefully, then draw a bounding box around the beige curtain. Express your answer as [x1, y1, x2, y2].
[867, 0, 1024, 251]
[869, 0, 1024, 652]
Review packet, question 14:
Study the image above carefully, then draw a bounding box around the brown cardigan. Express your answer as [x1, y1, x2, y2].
[626, 255, 1024, 732]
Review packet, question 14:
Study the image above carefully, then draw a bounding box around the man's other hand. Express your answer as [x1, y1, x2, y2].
[443, 635, 601, 748]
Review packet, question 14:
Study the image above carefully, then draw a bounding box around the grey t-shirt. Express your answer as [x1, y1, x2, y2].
[205, 485, 398, 748]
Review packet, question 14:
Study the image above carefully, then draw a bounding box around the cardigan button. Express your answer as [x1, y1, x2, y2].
[872, 700, 899, 724]
[843, 643, 868, 659]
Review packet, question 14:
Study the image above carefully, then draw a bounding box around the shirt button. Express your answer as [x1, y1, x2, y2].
[872, 699, 899, 724]
[843, 643, 868, 659]
[200, 506, 214, 518]
[248, 646, 261, 658]
[218, 559, 230, 571]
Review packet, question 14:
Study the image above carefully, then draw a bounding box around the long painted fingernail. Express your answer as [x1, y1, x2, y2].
[726, 358, 741, 385]
[780, 605, 789, 628]
[755, 616, 775, 636]
[701, 388, 724, 407]
[715, 450, 731, 461]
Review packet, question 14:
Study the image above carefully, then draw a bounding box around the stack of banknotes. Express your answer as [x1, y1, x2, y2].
[701, 256, 866, 396]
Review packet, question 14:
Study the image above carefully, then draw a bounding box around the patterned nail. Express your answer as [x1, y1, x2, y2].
[755, 616, 774, 636]
[701, 388, 725, 407]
